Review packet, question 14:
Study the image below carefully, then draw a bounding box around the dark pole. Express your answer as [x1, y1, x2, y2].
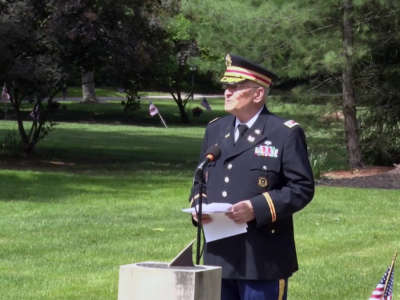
[190, 66, 197, 101]
[196, 175, 204, 265]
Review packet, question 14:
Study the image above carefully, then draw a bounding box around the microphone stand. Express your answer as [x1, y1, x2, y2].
[193, 145, 220, 265]
[195, 169, 205, 265]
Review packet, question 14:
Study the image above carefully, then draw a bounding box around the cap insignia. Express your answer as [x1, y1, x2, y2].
[225, 54, 232, 67]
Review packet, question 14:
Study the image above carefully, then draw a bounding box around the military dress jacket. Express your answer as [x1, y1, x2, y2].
[189, 106, 314, 280]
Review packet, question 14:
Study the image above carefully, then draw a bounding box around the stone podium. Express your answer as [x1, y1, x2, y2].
[117, 241, 222, 300]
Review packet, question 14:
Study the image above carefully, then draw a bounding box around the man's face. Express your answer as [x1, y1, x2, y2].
[224, 81, 262, 114]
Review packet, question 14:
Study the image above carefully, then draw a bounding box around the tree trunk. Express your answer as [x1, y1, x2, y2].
[170, 90, 189, 124]
[342, 0, 363, 169]
[81, 69, 97, 103]
[177, 98, 189, 123]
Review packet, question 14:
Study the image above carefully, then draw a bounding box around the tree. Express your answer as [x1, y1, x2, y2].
[100, 1, 167, 113]
[48, 1, 113, 103]
[0, 0, 167, 153]
[355, 0, 400, 165]
[182, 0, 400, 168]
[48, 0, 165, 104]
[0, 0, 63, 154]
[342, 0, 362, 168]
[151, 6, 199, 123]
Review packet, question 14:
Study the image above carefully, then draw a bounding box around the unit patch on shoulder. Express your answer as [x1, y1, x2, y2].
[208, 117, 220, 124]
[284, 120, 299, 128]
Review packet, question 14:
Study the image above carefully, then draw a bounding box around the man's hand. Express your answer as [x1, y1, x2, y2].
[226, 200, 255, 224]
[192, 212, 213, 224]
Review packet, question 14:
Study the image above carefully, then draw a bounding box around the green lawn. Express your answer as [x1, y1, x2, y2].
[56, 86, 173, 98]
[0, 95, 346, 172]
[0, 98, 398, 299]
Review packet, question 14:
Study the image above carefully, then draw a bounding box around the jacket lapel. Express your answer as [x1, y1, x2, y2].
[218, 115, 236, 161]
[224, 107, 271, 161]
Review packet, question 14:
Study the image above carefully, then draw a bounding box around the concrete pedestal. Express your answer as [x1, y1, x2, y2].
[118, 262, 222, 300]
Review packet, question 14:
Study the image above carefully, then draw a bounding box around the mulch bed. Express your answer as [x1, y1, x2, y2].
[318, 166, 400, 189]
[1, 159, 399, 189]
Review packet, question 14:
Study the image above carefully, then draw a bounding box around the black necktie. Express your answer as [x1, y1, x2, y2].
[236, 124, 248, 144]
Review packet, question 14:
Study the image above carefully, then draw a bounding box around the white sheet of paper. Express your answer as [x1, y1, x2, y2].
[182, 202, 248, 242]
[182, 202, 233, 214]
[202, 213, 247, 242]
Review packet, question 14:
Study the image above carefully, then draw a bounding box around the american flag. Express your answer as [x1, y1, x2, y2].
[149, 102, 159, 117]
[369, 264, 395, 300]
[200, 97, 212, 111]
[30, 104, 40, 121]
[2, 84, 10, 101]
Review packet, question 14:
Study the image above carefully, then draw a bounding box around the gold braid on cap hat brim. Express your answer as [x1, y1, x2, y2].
[222, 66, 272, 88]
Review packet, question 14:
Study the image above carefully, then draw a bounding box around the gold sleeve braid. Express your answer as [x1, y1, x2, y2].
[262, 192, 277, 223]
[278, 279, 286, 300]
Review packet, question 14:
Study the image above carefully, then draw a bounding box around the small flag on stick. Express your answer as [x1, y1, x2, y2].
[200, 97, 212, 111]
[149, 102, 159, 116]
[149, 102, 168, 128]
[2, 83, 10, 101]
[369, 251, 397, 300]
[30, 104, 40, 121]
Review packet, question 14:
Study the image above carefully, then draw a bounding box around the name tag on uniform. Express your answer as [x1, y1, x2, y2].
[255, 145, 279, 158]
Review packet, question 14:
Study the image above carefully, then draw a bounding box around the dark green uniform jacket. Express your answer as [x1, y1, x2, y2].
[189, 106, 314, 280]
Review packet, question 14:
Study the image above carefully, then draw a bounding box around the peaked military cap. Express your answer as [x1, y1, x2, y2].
[220, 54, 278, 88]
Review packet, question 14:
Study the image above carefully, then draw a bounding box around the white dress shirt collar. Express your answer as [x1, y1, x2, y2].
[234, 106, 264, 129]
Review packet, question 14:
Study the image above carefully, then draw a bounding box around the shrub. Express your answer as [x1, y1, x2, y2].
[192, 107, 203, 117]
[309, 151, 328, 179]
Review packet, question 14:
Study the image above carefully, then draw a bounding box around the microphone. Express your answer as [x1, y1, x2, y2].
[196, 144, 221, 173]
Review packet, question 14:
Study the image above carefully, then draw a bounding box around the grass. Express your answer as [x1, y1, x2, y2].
[56, 87, 172, 98]
[0, 168, 194, 299]
[0, 96, 398, 299]
[0, 95, 346, 171]
[293, 187, 399, 299]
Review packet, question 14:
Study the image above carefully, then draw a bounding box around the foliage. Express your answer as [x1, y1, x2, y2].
[360, 106, 400, 165]
[2, 0, 399, 162]
[47, 0, 167, 95]
[182, 0, 400, 165]
[0, 0, 170, 153]
[181, 0, 341, 81]
[121, 82, 141, 114]
[309, 151, 329, 179]
[47, 0, 162, 70]
[191, 106, 203, 118]
[0, 0, 63, 154]
[355, 0, 400, 164]
[150, 3, 200, 123]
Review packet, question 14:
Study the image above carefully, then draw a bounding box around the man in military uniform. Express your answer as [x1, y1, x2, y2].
[189, 54, 314, 300]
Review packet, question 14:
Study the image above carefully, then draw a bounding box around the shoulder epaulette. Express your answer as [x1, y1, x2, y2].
[284, 120, 299, 128]
[208, 117, 221, 125]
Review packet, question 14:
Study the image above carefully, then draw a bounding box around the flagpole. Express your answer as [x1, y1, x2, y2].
[158, 113, 168, 128]
[382, 250, 398, 299]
